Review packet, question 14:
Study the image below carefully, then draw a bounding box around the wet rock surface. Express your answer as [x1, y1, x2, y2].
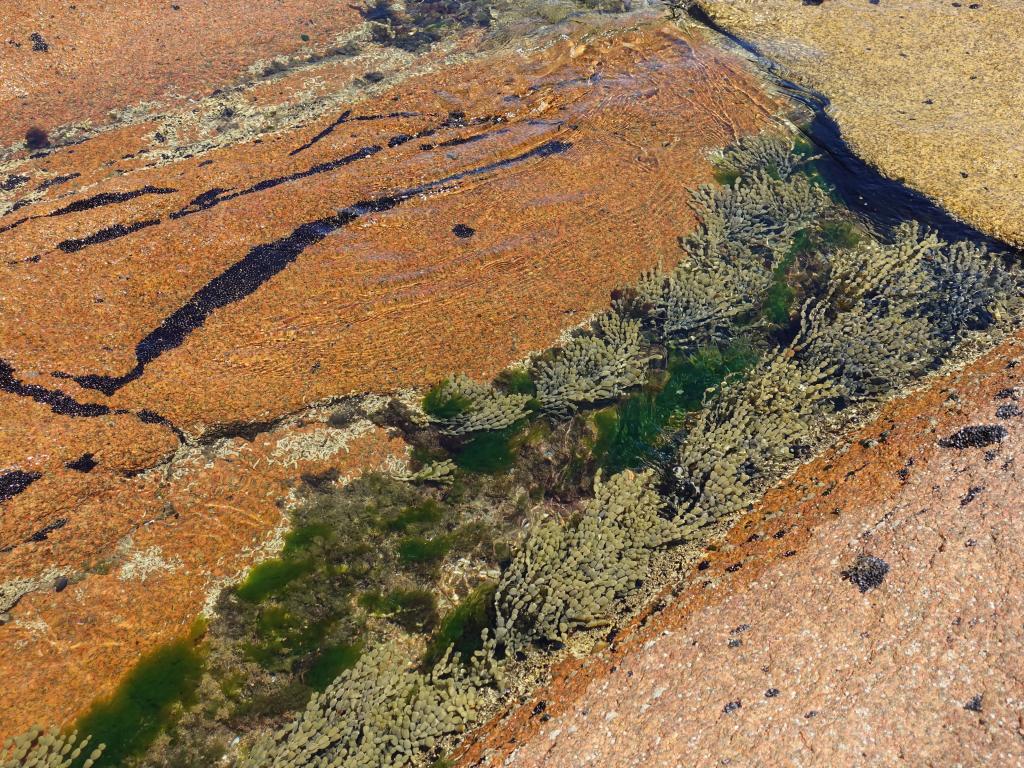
[694, 0, 1024, 246]
[0, 8, 779, 740]
[456, 338, 1024, 766]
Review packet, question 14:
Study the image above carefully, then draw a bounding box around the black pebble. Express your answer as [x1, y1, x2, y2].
[723, 700, 742, 714]
[766, 688, 780, 698]
[54, 576, 68, 592]
[964, 694, 983, 712]
[30, 33, 48, 52]
[452, 223, 476, 238]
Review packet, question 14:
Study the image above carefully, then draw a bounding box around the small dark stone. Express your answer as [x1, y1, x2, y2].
[773, 528, 788, 539]
[24, 126, 49, 150]
[765, 688, 780, 698]
[452, 223, 476, 238]
[725, 562, 742, 573]
[532, 700, 547, 716]
[730, 624, 750, 635]
[938, 424, 1006, 449]
[995, 404, 1021, 419]
[995, 387, 1019, 399]
[728, 638, 742, 648]
[697, 560, 710, 571]
[363, 71, 386, 83]
[964, 694, 983, 712]
[723, 700, 742, 714]
[805, 710, 818, 719]
[841, 554, 890, 593]
[782, 550, 797, 558]
[29, 32, 48, 52]
[54, 576, 68, 592]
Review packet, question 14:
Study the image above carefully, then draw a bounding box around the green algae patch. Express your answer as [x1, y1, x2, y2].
[359, 588, 439, 632]
[423, 581, 498, 668]
[422, 381, 472, 420]
[453, 422, 523, 473]
[494, 368, 537, 396]
[595, 343, 759, 472]
[72, 629, 205, 767]
[306, 644, 362, 691]
[235, 557, 313, 603]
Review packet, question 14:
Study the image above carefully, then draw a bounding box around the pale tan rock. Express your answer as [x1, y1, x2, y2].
[697, 0, 1024, 246]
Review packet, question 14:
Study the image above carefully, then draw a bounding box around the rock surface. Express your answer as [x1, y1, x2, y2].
[695, 0, 1024, 246]
[0, 9, 780, 738]
[456, 337, 1024, 766]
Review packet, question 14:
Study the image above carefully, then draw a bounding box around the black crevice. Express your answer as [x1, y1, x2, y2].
[47, 185, 175, 217]
[57, 218, 162, 253]
[171, 144, 383, 219]
[289, 110, 420, 156]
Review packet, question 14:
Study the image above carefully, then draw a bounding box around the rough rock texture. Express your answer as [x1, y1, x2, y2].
[456, 335, 1024, 767]
[0, 416, 406, 739]
[696, 0, 1024, 246]
[0, 1, 363, 145]
[0, 9, 781, 741]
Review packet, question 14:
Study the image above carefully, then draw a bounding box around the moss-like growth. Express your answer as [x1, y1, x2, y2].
[496, 470, 674, 651]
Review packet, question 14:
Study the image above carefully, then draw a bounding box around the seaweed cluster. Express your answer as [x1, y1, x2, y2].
[0, 729, 102, 768]
[238, 640, 501, 768]
[535, 313, 657, 416]
[423, 374, 532, 435]
[495, 469, 673, 651]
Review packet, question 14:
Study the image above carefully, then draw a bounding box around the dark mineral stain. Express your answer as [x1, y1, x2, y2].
[68, 139, 573, 395]
[841, 554, 890, 593]
[0, 469, 42, 503]
[66, 453, 98, 473]
[938, 424, 1007, 449]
